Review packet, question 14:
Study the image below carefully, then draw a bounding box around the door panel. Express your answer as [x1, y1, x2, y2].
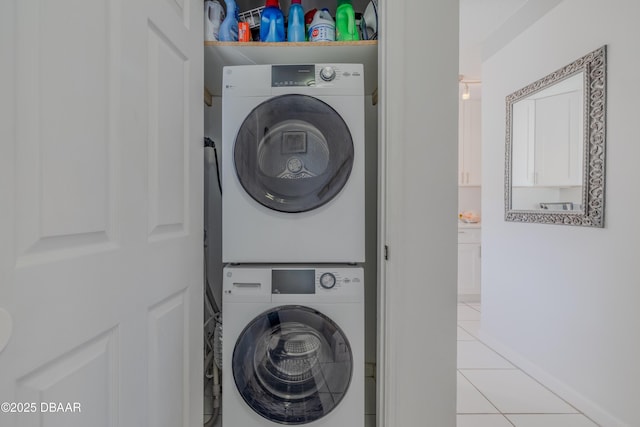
[147, 22, 189, 239]
[14, 0, 119, 265]
[0, 1, 203, 427]
[148, 291, 189, 427]
[15, 329, 118, 427]
[233, 305, 353, 425]
[233, 94, 354, 213]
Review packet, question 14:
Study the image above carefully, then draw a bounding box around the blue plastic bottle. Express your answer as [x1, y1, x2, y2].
[218, 0, 239, 41]
[287, 0, 305, 42]
[260, 0, 285, 42]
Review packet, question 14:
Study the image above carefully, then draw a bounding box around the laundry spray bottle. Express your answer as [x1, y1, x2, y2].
[260, 0, 285, 42]
[336, 0, 359, 41]
[218, 0, 239, 41]
[287, 0, 305, 42]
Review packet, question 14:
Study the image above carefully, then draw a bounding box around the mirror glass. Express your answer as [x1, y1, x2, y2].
[505, 46, 606, 227]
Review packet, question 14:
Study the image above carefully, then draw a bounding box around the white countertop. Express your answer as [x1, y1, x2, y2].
[458, 221, 481, 229]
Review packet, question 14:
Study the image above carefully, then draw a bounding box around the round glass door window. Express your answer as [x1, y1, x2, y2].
[233, 305, 353, 425]
[234, 94, 354, 213]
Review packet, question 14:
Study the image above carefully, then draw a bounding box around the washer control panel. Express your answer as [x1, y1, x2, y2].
[270, 64, 363, 89]
[223, 266, 363, 302]
[314, 268, 362, 295]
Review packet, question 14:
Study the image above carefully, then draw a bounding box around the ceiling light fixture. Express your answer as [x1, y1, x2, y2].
[458, 74, 482, 101]
[462, 83, 471, 100]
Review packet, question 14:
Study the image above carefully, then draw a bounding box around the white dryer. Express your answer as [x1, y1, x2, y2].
[222, 265, 364, 427]
[222, 64, 365, 263]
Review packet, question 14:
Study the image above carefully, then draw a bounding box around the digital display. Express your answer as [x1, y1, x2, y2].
[272, 65, 315, 87]
[272, 270, 315, 294]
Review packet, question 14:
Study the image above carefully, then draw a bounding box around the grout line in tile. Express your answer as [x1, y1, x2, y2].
[458, 367, 518, 370]
[458, 317, 594, 421]
[457, 368, 503, 416]
[456, 323, 481, 338]
[463, 345, 586, 416]
[502, 412, 595, 415]
[463, 302, 482, 313]
[460, 334, 517, 368]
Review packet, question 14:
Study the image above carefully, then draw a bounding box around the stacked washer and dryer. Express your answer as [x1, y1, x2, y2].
[221, 63, 366, 426]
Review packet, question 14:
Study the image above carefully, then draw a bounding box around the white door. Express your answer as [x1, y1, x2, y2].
[0, 1, 203, 426]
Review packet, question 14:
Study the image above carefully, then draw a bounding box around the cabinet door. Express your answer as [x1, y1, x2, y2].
[534, 91, 583, 186]
[511, 100, 536, 187]
[458, 243, 481, 296]
[459, 99, 481, 186]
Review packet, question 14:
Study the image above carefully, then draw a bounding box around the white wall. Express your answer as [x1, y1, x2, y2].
[459, 186, 481, 215]
[482, 1, 640, 425]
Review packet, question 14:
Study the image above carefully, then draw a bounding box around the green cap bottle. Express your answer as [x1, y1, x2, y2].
[336, 0, 359, 41]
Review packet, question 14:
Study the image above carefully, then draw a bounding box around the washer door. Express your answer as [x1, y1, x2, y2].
[233, 305, 353, 425]
[234, 94, 354, 213]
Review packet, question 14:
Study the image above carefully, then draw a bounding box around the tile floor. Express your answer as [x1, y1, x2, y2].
[457, 302, 600, 427]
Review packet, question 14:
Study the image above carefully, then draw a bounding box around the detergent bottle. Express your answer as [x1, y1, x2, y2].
[204, 0, 225, 41]
[287, 0, 305, 42]
[336, 0, 359, 41]
[218, 0, 239, 41]
[304, 8, 317, 36]
[260, 0, 285, 42]
[308, 9, 335, 42]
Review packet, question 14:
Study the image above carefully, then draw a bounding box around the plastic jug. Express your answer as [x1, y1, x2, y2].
[304, 8, 318, 37]
[308, 9, 335, 42]
[260, 0, 285, 42]
[287, 0, 305, 42]
[204, 0, 225, 41]
[218, 0, 239, 41]
[336, 0, 359, 41]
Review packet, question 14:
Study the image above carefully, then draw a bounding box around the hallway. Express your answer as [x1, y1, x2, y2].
[457, 303, 599, 426]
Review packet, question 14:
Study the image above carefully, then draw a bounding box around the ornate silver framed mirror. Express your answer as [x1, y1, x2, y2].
[505, 45, 607, 227]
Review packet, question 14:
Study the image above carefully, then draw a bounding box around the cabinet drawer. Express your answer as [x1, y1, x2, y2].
[458, 228, 481, 243]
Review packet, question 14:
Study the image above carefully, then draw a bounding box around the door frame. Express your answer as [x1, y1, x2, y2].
[376, 1, 459, 426]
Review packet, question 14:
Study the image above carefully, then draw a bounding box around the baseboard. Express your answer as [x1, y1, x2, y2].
[476, 328, 628, 427]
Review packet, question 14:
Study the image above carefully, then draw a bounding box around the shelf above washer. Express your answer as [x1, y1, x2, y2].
[204, 41, 378, 97]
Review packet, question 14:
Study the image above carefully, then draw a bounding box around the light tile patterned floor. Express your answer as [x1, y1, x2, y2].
[457, 302, 600, 427]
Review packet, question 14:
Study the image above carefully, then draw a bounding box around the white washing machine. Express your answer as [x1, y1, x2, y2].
[222, 64, 365, 263]
[222, 265, 364, 427]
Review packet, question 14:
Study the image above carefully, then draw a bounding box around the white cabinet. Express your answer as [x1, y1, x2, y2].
[511, 87, 583, 188]
[458, 226, 481, 301]
[534, 91, 583, 186]
[458, 99, 481, 186]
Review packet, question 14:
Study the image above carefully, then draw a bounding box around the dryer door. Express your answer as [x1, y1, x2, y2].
[234, 94, 354, 213]
[233, 305, 353, 425]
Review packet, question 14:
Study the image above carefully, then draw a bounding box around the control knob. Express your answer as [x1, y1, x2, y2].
[320, 272, 336, 289]
[320, 66, 336, 82]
